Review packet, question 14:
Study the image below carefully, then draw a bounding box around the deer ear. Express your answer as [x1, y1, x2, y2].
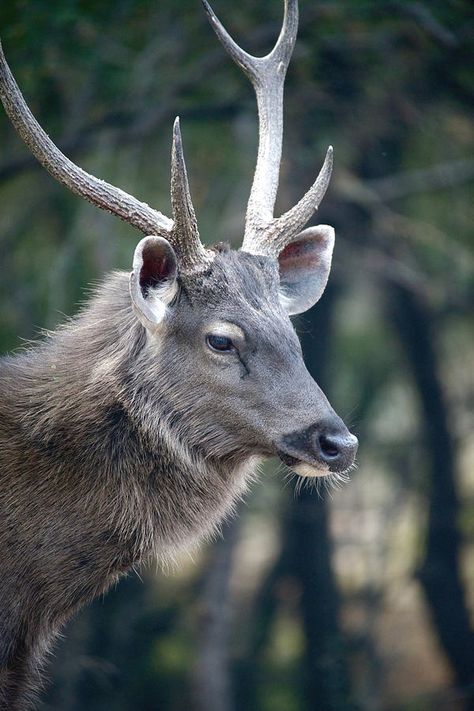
[129, 236, 178, 330]
[278, 225, 335, 316]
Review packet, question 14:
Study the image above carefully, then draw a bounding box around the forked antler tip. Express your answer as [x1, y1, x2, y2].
[280, 0, 299, 37]
[288, 0, 299, 18]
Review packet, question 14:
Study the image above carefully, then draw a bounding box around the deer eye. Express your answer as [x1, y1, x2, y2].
[206, 334, 235, 353]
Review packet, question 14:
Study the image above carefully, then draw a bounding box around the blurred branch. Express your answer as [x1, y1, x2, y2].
[333, 169, 474, 303]
[397, 2, 459, 48]
[0, 8, 322, 185]
[367, 158, 474, 201]
[336, 159, 474, 208]
[0, 102, 240, 184]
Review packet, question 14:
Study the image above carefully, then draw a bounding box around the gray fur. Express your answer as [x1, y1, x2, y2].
[0, 246, 353, 709]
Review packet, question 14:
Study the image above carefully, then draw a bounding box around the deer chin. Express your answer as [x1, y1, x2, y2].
[277, 452, 330, 478]
[292, 461, 331, 478]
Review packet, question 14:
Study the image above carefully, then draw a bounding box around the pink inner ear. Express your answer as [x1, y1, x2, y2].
[277, 226, 334, 315]
[279, 237, 321, 276]
[140, 244, 174, 293]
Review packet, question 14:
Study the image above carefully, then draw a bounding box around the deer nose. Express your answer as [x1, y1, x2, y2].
[316, 429, 358, 472]
[278, 419, 358, 475]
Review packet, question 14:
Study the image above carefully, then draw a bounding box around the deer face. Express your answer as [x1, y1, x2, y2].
[129, 234, 358, 478]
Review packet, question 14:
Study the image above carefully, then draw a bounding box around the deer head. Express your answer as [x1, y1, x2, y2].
[0, 0, 358, 480]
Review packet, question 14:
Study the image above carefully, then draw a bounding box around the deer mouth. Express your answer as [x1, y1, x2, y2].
[277, 450, 331, 478]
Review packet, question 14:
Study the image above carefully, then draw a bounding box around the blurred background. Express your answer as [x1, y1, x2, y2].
[0, 0, 473, 709]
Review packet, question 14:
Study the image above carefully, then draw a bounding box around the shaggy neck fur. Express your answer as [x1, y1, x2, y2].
[1, 273, 256, 561]
[0, 272, 259, 709]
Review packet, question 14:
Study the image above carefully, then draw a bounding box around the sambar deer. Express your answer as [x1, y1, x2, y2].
[0, 1, 358, 707]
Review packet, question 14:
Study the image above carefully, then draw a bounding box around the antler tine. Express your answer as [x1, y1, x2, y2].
[203, 0, 297, 234]
[201, 0, 262, 83]
[263, 146, 333, 257]
[0, 40, 173, 238]
[203, 1, 333, 258]
[170, 117, 213, 272]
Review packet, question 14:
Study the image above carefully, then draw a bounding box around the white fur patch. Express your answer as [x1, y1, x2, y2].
[292, 461, 330, 478]
[278, 289, 294, 312]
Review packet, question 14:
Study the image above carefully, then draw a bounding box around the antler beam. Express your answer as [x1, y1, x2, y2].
[0, 41, 212, 274]
[202, 0, 333, 258]
[0, 41, 172, 236]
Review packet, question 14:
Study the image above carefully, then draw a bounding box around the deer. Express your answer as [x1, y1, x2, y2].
[0, 1, 358, 708]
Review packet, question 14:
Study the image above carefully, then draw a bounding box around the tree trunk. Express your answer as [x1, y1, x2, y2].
[388, 282, 474, 702]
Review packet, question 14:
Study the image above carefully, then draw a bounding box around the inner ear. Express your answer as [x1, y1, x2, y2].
[278, 225, 335, 316]
[137, 237, 177, 298]
[130, 236, 178, 329]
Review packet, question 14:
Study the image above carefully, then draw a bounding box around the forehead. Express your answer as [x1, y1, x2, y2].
[175, 247, 300, 355]
[180, 248, 281, 316]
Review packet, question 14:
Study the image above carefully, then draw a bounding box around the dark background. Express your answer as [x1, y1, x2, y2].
[0, 1, 473, 709]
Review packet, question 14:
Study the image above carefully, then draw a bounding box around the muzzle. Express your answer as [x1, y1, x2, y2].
[277, 418, 358, 478]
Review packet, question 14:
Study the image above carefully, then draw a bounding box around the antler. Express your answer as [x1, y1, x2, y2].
[202, 0, 333, 258]
[170, 118, 213, 271]
[0, 40, 212, 274]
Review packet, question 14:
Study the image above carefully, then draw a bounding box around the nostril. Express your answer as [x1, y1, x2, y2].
[319, 434, 340, 460]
